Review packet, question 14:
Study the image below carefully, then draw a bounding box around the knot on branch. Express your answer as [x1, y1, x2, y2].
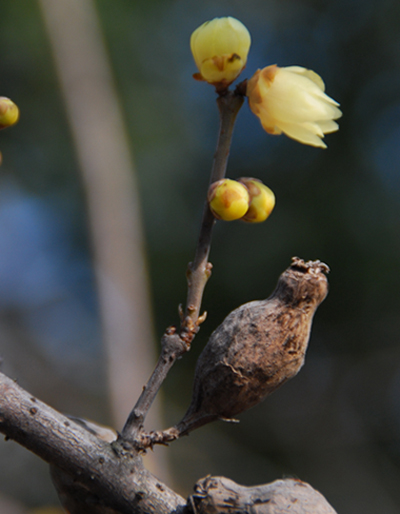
[161, 330, 189, 357]
[189, 476, 337, 514]
[178, 304, 208, 348]
[134, 427, 180, 451]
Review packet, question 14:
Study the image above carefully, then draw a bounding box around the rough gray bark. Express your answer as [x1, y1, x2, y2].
[0, 372, 185, 514]
[190, 476, 337, 514]
[0, 371, 338, 514]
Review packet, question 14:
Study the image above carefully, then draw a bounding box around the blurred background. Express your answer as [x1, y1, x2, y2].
[1, 0, 400, 513]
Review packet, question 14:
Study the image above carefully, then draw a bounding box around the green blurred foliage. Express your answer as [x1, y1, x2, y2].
[1, 1, 400, 513]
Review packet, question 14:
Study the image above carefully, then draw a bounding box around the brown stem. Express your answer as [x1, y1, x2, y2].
[180, 91, 244, 343]
[121, 91, 244, 444]
[121, 331, 187, 442]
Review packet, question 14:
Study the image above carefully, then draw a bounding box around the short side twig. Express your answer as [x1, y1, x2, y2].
[121, 330, 187, 442]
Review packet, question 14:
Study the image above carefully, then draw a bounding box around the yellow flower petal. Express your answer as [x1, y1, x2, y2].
[247, 65, 342, 148]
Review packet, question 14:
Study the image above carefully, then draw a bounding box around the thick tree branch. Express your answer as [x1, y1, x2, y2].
[0, 372, 185, 514]
[0, 371, 338, 513]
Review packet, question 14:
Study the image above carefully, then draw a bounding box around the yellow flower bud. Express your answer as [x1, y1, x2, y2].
[238, 178, 275, 223]
[0, 97, 19, 130]
[190, 17, 251, 87]
[247, 65, 342, 148]
[208, 178, 250, 221]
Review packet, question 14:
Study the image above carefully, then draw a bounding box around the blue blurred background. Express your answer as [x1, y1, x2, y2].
[1, 1, 400, 513]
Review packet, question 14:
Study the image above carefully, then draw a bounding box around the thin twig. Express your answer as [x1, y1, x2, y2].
[180, 91, 244, 344]
[121, 330, 187, 442]
[121, 90, 244, 443]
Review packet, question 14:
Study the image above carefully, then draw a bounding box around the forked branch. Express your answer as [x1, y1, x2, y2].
[121, 91, 244, 443]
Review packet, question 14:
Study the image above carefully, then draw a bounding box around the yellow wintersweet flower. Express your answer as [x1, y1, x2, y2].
[190, 17, 251, 88]
[0, 97, 19, 130]
[247, 65, 342, 148]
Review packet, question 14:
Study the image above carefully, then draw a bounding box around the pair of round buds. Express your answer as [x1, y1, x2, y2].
[208, 178, 275, 223]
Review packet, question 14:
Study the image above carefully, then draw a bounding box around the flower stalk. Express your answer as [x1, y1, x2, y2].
[180, 91, 244, 343]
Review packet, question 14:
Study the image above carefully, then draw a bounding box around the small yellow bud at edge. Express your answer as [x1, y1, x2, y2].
[0, 97, 20, 130]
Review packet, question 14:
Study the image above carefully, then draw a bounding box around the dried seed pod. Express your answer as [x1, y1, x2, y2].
[175, 257, 329, 435]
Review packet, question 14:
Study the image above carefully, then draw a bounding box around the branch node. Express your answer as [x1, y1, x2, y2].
[161, 332, 188, 357]
[134, 427, 180, 452]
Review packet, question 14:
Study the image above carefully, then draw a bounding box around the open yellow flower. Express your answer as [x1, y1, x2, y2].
[190, 17, 251, 87]
[247, 65, 342, 148]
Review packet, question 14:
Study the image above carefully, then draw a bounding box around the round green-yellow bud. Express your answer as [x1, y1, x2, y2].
[0, 97, 19, 130]
[190, 17, 251, 87]
[208, 179, 250, 221]
[238, 178, 275, 223]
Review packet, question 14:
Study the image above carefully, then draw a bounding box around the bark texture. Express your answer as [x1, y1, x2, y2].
[189, 476, 337, 514]
[0, 372, 185, 514]
[0, 336, 339, 514]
